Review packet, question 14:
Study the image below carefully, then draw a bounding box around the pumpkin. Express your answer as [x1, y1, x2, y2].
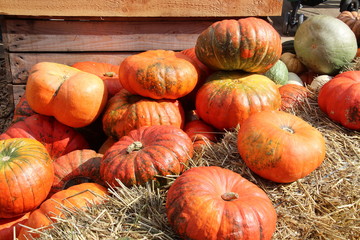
[72, 61, 123, 98]
[195, 71, 281, 130]
[179, 47, 213, 110]
[195, 17, 282, 73]
[18, 183, 108, 240]
[184, 119, 217, 149]
[100, 125, 193, 187]
[237, 110, 326, 183]
[299, 71, 319, 85]
[102, 89, 185, 140]
[12, 93, 36, 123]
[0, 212, 30, 239]
[318, 71, 360, 130]
[337, 11, 360, 44]
[25, 62, 108, 128]
[49, 149, 104, 197]
[287, 72, 304, 86]
[0, 114, 89, 159]
[264, 59, 289, 85]
[280, 52, 307, 74]
[294, 15, 357, 75]
[119, 50, 198, 99]
[166, 166, 277, 240]
[309, 74, 333, 92]
[278, 84, 310, 111]
[0, 138, 54, 218]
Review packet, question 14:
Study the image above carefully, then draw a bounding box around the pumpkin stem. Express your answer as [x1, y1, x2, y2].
[103, 72, 115, 77]
[221, 192, 239, 201]
[281, 126, 295, 134]
[126, 141, 143, 153]
[1, 156, 10, 162]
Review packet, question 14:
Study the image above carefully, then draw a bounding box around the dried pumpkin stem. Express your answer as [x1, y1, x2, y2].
[103, 72, 115, 77]
[281, 126, 295, 134]
[221, 192, 239, 201]
[1, 156, 10, 162]
[127, 141, 143, 153]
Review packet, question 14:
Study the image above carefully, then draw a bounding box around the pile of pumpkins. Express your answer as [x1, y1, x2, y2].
[0, 14, 359, 240]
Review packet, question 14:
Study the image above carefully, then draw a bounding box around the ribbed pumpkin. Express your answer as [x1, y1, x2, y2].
[72, 61, 123, 98]
[0, 114, 89, 159]
[195, 71, 281, 130]
[18, 183, 108, 240]
[0, 138, 54, 218]
[237, 110, 326, 183]
[0, 212, 30, 239]
[102, 89, 185, 140]
[264, 59, 289, 85]
[49, 149, 104, 197]
[119, 50, 198, 99]
[278, 84, 310, 111]
[100, 125, 193, 187]
[184, 119, 217, 149]
[12, 93, 36, 123]
[337, 11, 360, 43]
[195, 17, 282, 73]
[318, 71, 360, 130]
[25, 62, 108, 128]
[294, 15, 357, 75]
[166, 166, 277, 240]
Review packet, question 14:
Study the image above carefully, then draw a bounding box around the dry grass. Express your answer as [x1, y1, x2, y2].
[25, 92, 359, 240]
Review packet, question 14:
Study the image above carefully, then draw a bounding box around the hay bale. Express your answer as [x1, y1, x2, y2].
[32, 93, 359, 240]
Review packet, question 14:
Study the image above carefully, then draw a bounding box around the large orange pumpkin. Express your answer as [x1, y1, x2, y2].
[0, 138, 54, 218]
[102, 89, 185, 140]
[72, 61, 123, 98]
[0, 114, 89, 159]
[318, 71, 360, 130]
[166, 166, 277, 240]
[195, 71, 281, 130]
[119, 50, 198, 99]
[100, 125, 193, 187]
[237, 110, 326, 183]
[25, 62, 108, 128]
[18, 183, 108, 240]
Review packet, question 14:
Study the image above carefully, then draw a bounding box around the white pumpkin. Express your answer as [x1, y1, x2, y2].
[287, 72, 304, 86]
[309, 75, 333, 92]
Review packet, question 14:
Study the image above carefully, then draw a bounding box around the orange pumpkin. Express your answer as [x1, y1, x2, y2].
[18, 183, 108, 240]
[237, 110, 326, 183]
[119, 50, 198, 99]
[0, 212, 30, 239]
[184, 119, 217, 149]
[25, 62, 108, 128]
[72, 61, 123, 98]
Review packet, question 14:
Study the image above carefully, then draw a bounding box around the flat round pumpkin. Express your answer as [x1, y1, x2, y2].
[237, 110, 326, 183]
[119, 50, 198, 99]
[166, 166, 277, 240]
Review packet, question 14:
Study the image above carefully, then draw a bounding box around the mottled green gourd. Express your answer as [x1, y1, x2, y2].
[264, 59, 289, 85]
[294, 15, 357, 75]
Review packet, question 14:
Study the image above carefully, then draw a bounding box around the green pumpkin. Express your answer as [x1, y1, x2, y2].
[294, 15, 357, 75]
[264, 60, 289, 85]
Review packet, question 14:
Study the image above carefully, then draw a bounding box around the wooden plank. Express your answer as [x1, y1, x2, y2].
[3, 19, 213, 52]
[12, 84, 26, 106]
[0, 0, 283, 17]
[9, 52, 136, 84]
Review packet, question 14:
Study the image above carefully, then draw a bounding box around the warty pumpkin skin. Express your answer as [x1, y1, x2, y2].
[102, 89, 185, 140]
[195, 71, 281, 130]
[237, 110, 326, 183]
[0, 114, 89, 159]
[318, 71, 360, 130]
[195, 17, 282, 73]
[119, 50, 198, 99]
[100, 125, 193, 187]
[166, 166, 277, 240]
[18, 183, 108, 240]
[25, 62, 108, 128]
[49, 149, 104, 197]
[0, 138, 54, 218]
[72, 61, 123, 98]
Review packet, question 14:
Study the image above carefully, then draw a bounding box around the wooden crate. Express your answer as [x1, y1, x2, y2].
[0, 0, 283, 132]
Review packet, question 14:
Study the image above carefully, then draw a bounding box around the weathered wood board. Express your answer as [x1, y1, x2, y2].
[0, 0, 283, 17]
